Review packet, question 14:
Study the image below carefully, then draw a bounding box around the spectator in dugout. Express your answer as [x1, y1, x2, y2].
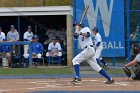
[44, 26, 57, 51]
[7, 25, 19, 54]
[23, 26, 34, 59]
[45, 25, 57, 43]
[56, 27, 66, 52]
[0, 38, 12, 67]
[130, 25, 140, 42]
[0, 27, 6, 42]
[46, 37, 62, 64]
[24, 35, 43, 66]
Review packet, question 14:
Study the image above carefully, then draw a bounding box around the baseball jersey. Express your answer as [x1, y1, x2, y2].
[94, 33, 103, 47]
[7, 30, 19, 41]
[32, 42, 43, 54]
[23, 31, 34, 41]
[0, 45, 12, 53]
[0, 32, 5, 41]
[48, 42, 62, 53]
[78, 27, 93, 49]
[134, 54, 140, 63]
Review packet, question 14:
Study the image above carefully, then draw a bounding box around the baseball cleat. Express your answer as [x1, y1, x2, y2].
[105, 79, 114, 84]
[72, 77, 81, 82]
[103, 64, 108, 68]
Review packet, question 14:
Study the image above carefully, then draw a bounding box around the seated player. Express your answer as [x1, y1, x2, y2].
[24, 35, 43, 66]
[125, 44, 140, 80]
[0, 38, 12, 67]
[46, 37, 62, 64]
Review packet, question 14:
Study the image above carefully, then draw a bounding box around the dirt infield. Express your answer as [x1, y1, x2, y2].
[0, 77, 140, 93]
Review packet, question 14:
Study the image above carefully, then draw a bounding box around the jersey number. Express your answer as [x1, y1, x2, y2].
[81, 37, 84, 41]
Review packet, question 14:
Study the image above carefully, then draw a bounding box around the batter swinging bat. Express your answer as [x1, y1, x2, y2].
[79, 5, 89, 24]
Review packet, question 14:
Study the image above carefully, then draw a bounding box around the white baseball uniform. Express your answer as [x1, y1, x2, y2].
[94, 33, 103, 58]
[0, 32, 5, 41]
[46, 42, 62, 57]
[23, 31, 34, 41]
[72, 27, 102, 72]
[23, 31, 34, 57]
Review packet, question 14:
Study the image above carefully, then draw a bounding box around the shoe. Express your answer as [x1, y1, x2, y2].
[103, 64, 108, 68]
[34, 63, 38, 66]
[72, 77, 81, 82]
[105, 79, 114, 84]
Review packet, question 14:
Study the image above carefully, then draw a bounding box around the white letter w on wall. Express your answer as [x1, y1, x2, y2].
[84, 0, 114, 37]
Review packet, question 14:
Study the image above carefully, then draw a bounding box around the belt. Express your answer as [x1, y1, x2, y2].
[84, 45, 94, 49]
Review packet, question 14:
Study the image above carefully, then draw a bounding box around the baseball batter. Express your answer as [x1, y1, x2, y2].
[0, 27, 5, 41]
[73, 23, 114, 84]
[92, 27, 108, 67]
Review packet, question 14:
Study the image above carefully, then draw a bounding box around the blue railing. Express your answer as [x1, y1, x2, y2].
[0, 41, 32, 66]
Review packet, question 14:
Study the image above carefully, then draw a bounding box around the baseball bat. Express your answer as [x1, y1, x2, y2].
[79, 5, 89, 24]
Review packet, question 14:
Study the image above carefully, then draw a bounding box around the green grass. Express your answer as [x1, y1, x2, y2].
[0, 67, 127, 76]
[0, 68, 73, 75]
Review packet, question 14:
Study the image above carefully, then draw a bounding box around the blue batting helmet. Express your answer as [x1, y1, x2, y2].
[33, 35, 39, 39]
[92, 27, 99, 32]
[73, 22, 79, 27]
[79, 24, 84, 28]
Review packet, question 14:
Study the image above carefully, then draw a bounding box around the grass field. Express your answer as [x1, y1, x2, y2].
[0, 68, 73, 75]
[0, 67, 126, 75]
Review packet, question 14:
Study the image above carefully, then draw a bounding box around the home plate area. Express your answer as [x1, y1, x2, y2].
[0, 77, 140, 93]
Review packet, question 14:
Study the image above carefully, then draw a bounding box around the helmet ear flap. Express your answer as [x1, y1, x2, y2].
[92, 27, 99, 32]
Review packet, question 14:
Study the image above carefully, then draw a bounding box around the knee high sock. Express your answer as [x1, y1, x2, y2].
[74, 64, 80, 78]
[47, 57, 50, 64]
[96, 58, 100, 64]
[99, 69, 111, 81]
[37, 58, 41, 64]
[58, 56, 62, 64]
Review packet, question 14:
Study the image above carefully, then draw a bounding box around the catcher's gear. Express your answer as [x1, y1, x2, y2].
[132, 63, 140, 79]
[123, 66, 131, 77]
